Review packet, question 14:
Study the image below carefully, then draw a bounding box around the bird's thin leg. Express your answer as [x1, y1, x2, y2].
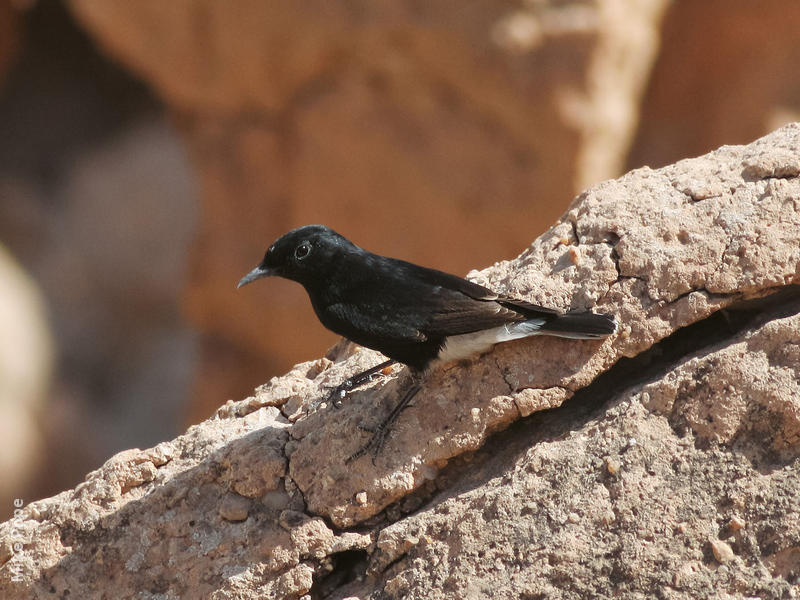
[321, 359, 397, 408]
[347, 375, 422, 464]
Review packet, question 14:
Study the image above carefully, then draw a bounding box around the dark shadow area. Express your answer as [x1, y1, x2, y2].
[310, 548, 370, 600]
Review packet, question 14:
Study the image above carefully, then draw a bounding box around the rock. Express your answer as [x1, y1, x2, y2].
[218, 494, 250, 522]
[711, 539, 736, 564]
[728, 516, 746, 532]
[2, 124, 799, 598]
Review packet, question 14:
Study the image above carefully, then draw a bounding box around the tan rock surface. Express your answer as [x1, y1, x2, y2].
[2, 125, 799, 598]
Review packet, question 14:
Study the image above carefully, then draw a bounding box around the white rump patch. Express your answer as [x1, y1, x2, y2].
[437, 318, 547, 364]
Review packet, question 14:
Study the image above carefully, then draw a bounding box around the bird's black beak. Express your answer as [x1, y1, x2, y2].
[237, 265, 275, 289]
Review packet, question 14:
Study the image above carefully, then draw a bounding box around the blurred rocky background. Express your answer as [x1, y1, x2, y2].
[0, 0, 798, 519]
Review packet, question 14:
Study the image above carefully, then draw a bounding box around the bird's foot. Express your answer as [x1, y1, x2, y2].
[345, 379, 422, 464]
[323, 380, 355, 408]
[306, 377, 356, 413]
[346, 424, 392, 465]
[309, 359, 397, 412]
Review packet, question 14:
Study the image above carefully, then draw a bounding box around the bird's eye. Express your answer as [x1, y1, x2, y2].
[295, 243, 311, 260]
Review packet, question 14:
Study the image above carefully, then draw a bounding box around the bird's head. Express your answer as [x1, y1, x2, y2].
[237, 224, 352, 290]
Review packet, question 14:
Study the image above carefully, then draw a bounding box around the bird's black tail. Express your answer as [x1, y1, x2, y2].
[539, 311, 617, 339]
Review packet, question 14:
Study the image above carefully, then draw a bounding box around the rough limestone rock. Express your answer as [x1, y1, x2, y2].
[2, 125, 799, 598]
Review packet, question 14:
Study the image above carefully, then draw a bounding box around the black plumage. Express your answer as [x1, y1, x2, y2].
[238, 224, 616, 459]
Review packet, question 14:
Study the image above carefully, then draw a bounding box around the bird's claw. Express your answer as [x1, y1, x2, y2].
[312, 360, 397, 414]
[327, 385, 349, 408]
[319, 371, 382, 409]
[346, 426, 390, 465]
[309, 381, 351, 413]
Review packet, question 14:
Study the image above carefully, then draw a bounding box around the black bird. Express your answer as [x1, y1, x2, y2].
[238, 224, 616, 460]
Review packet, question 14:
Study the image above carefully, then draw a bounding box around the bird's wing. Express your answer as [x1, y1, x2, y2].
[324, 302, 429, 343]
[393, 259, 562, 336]
[420, 296, 525, 336]
[495, 297, 562, 316]
[395, 259, 500, 301]
[323, 253, 564, 342]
